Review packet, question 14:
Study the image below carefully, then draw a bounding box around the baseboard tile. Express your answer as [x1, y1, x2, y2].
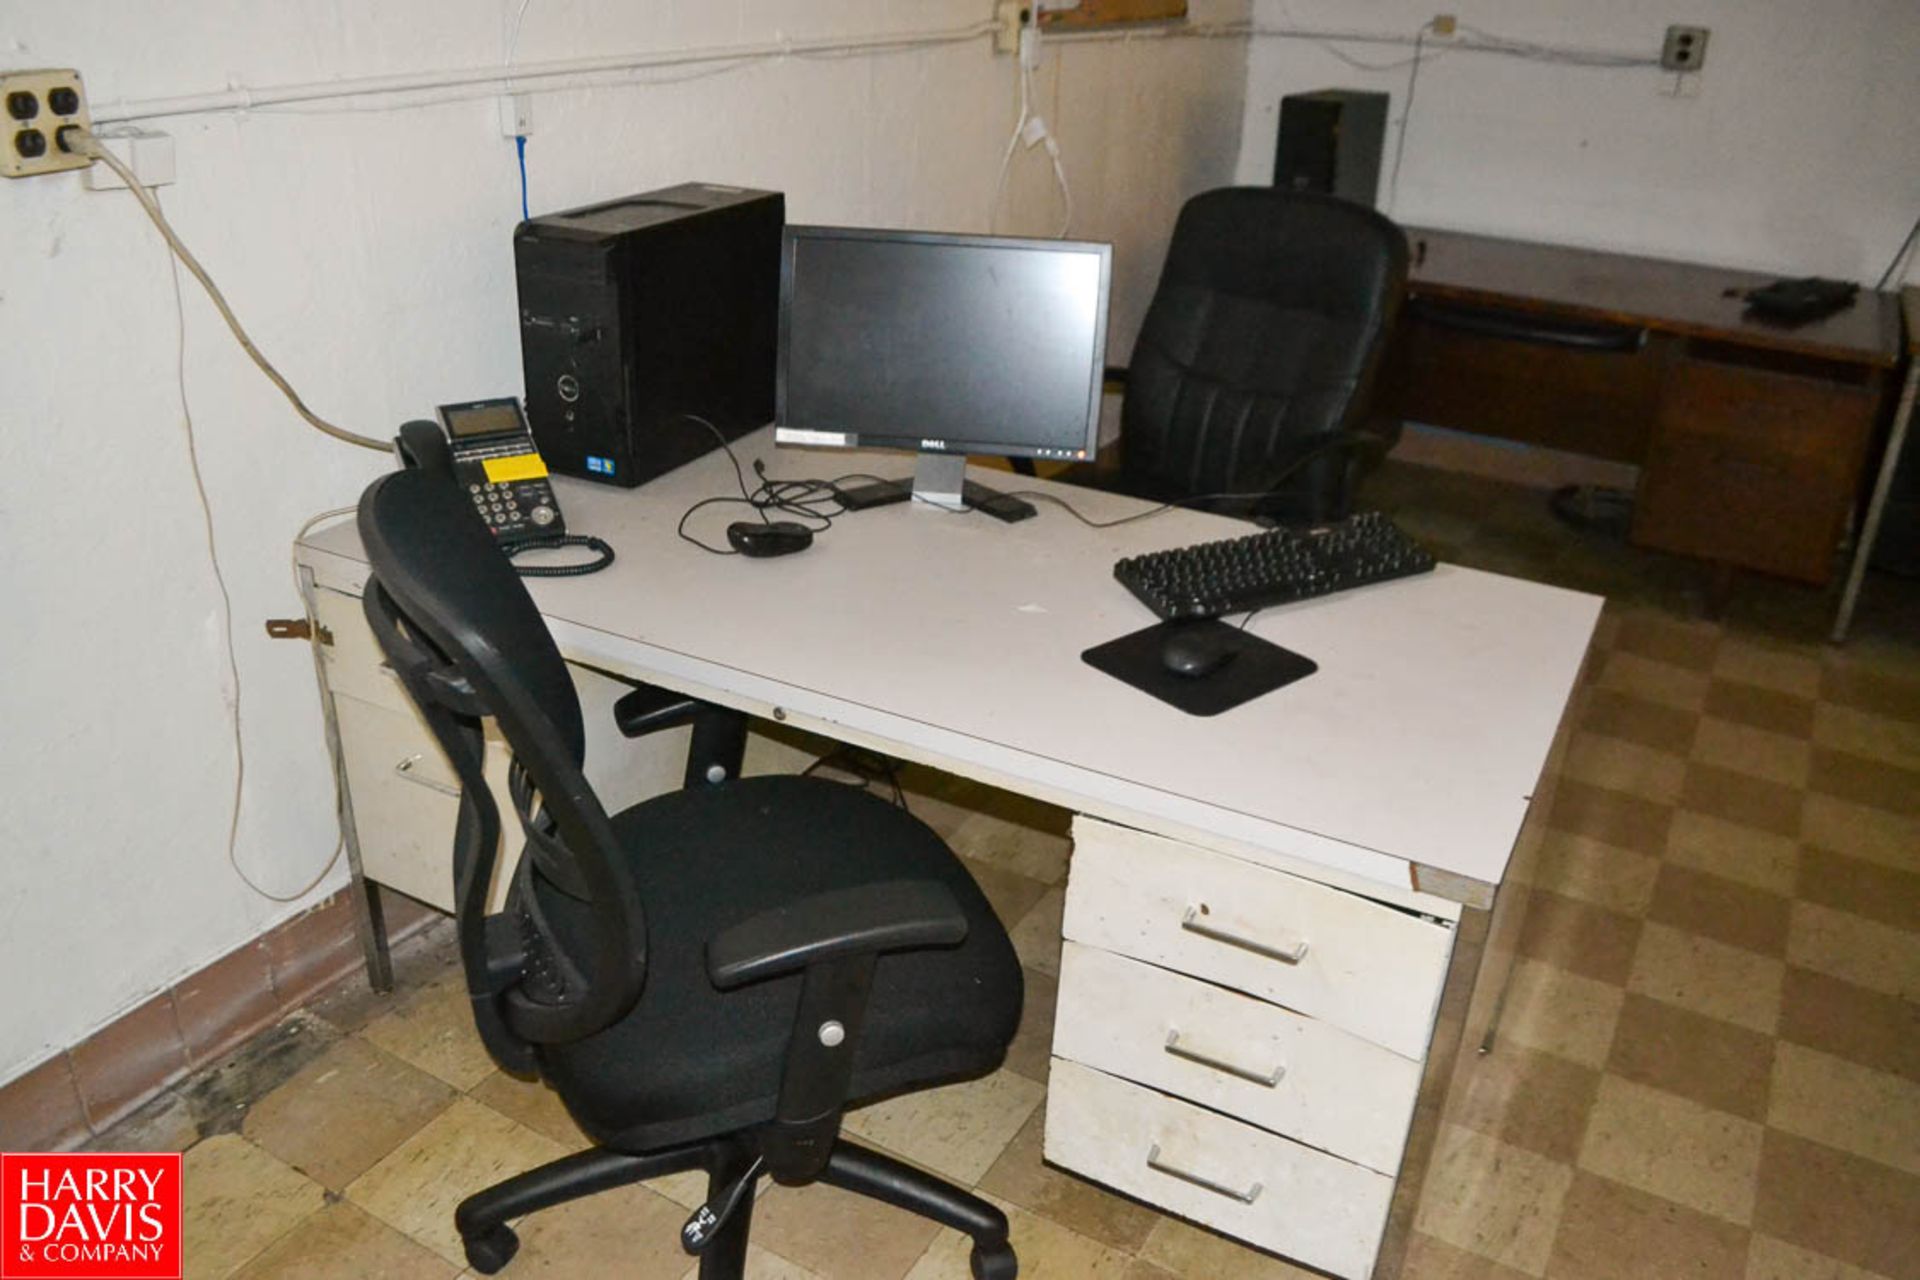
[0, 887, 441, 1151]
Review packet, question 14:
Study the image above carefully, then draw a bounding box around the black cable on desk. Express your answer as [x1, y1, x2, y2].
[1001, 488, 1275, 529]
[675, 413, 910, 554]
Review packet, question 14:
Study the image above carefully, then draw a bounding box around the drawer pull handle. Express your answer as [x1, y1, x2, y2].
[1164, 1029, 1286, 1087]
[1145, 1143, 1263, 1205]
[1182, 906, 1309, 964]
[393, 755, 459, 798]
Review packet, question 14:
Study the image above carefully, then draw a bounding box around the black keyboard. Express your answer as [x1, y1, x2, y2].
[1113, 511, 1436, 620]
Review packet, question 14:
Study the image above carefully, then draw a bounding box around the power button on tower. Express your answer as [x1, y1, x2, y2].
[557, 374, 580, 403]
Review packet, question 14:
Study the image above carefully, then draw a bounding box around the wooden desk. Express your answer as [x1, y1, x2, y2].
[295, 433, 1600, 1277]
[1386, 228, 1903, 587]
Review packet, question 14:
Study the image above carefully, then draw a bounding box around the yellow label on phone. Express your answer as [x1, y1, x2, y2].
[483, 453, 548, 483]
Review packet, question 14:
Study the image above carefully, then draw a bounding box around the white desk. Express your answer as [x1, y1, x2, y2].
[295, 429, 1601, 1278]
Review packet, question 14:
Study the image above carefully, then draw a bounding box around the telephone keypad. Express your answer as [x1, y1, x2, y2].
[468, 475, 555, 536]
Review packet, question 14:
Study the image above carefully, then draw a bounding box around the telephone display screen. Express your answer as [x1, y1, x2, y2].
[444, 402, 526, 439]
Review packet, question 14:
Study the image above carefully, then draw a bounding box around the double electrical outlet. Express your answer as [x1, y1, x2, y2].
[3, 68, 91, 178]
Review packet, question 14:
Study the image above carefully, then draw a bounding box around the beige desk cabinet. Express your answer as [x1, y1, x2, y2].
[1050, 818, 1453, 1278]
[295, 558, 692, 979]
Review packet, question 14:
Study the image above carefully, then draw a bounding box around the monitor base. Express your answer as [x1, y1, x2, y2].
[836, 454, 1036, 524]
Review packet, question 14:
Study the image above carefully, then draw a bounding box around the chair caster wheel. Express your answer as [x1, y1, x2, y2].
[462, 1224, 520, 1274]
[970, 1242, 1018, 1280]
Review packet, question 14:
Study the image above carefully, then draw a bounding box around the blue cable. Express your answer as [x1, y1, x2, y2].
[515, 134, 530, 221]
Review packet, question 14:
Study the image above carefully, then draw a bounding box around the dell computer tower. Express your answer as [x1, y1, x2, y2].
[514, 182, 783, 487]
[1273, 89, 1389, 207]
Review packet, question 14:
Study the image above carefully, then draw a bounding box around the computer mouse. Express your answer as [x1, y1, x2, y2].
[1160, 627, 1240, 679]
[727, 520, 814, 558]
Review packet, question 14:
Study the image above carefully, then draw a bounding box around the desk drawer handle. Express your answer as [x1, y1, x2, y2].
[1182, 906, 1309, 964]
[1146, 1143, 1263, 1205]
[1164, 1029, 1286, 1088]
[394, 755, 459, 798]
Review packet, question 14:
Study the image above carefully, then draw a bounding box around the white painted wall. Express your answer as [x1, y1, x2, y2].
[1235, 0, 1920, 284]
[0, 0, 1248, 1085]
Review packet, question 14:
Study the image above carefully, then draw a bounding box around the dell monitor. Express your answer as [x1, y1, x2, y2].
[775, 225, 1112, 519]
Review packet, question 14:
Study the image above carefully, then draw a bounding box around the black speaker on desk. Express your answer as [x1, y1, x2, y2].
[514, 182, 783, 488]
[1273, 89, 1389, 207]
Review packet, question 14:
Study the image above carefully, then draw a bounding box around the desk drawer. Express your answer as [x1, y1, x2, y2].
[333, 693, 521, 913]
[312, 585, 415, 715]
[1053, 943, 1421, 1174]
[1045, 1059, 1392, 1280]
[1062, 820, 1453, 1060]
[1632, 357, 1878, 583]
[1390, 299, 1659, 463]
[1655, 352, 1875, 465]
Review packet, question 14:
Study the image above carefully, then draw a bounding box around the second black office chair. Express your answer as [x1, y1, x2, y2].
[1105, 187, 1410, 524]
[356, 460, 1025, 1279]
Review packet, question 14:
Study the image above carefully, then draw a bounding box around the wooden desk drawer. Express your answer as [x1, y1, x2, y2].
[1632, 357, 1878, 583]
[1389, 300, 1659, 463]
[1062, 821, 1454, 1060]
[1053, 943, 1421, 1174]
[1656, 356, 1874, 467]
[1045, 1059, 1392, 1280]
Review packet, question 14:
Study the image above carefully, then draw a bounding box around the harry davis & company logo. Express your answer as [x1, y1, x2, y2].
[2, 1153, 181, 1279]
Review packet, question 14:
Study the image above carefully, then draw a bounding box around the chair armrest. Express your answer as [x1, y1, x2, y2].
[613, 684, 703, 737]
[707, 880, 968, 990]
[1270, 428, 1391, 481]
[707, 879, 971, 1182]
[613, 684, 749, 788]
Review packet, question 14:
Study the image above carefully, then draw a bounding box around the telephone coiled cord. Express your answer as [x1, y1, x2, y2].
[505, 533, 616, 576]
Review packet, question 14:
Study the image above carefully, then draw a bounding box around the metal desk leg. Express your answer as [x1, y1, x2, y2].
[298, 565, 395, 992]
[1834, 362, 1920, 643]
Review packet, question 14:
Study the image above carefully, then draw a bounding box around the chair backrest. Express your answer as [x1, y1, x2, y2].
[356, 465, 646, 1069]
[1121, 187, 1409, 522]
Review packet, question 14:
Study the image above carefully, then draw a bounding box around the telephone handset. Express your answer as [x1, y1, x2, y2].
[435, 397, 566, 546]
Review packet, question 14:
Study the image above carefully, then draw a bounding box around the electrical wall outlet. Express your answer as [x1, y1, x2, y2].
[1661, 25, 1709, 73]
[2, 67, 92, 178]
[1431, 14, 1458, 37]
[994, 2, 1028, 55]
[82, 130, 175, 190]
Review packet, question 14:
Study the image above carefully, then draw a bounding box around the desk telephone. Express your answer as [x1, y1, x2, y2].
[437, 397, 566, 545]
[395, 400, 614, 577]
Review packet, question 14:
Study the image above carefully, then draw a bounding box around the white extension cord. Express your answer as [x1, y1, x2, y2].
[76, 127, 361, 902]
[65, 131, 386, 452]
[989, 23, 1073, 238]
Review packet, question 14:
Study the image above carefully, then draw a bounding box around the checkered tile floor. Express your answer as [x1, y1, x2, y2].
[1375, 461, 1920, 1280]
[106, 461, 1920, 1278]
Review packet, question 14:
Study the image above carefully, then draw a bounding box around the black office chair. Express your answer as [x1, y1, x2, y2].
[355, 456, 1025, 1280]
[1112, 187, 1409, 524]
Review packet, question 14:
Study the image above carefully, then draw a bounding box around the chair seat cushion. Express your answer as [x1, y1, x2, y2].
[533, 775, 1023, 1151]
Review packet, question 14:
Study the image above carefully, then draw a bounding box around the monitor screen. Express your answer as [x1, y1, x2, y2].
[777, 227, 1111, 461]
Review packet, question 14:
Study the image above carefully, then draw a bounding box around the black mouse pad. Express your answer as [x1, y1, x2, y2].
[1081, 619, 1318, 716]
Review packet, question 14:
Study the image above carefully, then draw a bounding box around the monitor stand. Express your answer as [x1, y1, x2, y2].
[836, 452, 1036, 523]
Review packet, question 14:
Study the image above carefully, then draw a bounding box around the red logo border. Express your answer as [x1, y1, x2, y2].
[0, 1152, 183, 1280]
